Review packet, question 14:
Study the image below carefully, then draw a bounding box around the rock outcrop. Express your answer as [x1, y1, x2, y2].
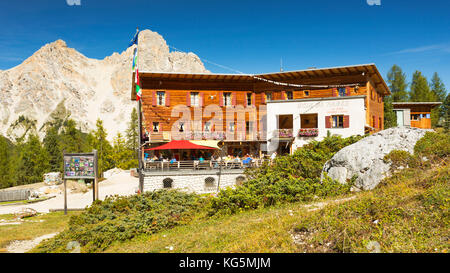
[0, 29, 209, 141]
[322, 127, 430, 190]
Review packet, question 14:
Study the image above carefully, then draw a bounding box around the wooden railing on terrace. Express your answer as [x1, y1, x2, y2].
[144, 159, 269, 172]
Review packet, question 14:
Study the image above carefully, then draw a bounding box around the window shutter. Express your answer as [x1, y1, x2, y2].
[232, 92, 237, 106]
[152, 91, 157, 106]
[165, 92, 170, 106]
[199, 93, 204, 107]
[374, 116, 378, 129]
[343, 115, 350, 128]
[261, 93, 266, 104]
[325, 116, 332, 128]
[281, 91, 286, 100]
[252, 93, 256, 106]
[186, 92, 191, 107]
[332, 88, 338, 97]
[219, 92, 223, 107]
[345, 87, 351, 96]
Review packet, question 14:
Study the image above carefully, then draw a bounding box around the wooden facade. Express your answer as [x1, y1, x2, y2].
[132, 64, 390, 154]
[393, 102, 442, 129]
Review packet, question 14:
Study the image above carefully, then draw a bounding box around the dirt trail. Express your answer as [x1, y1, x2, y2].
[6, 233, 59, 253]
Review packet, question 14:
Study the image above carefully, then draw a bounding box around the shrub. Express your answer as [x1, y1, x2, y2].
[414, 131, 450, 162]
[35, 190, 204, 252]
[209, 135, 363, 215]
[383, 150, 417, 170]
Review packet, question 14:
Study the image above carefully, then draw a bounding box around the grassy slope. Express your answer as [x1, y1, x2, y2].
[0, 211, 80, 252]
[105, 163, 449, 253]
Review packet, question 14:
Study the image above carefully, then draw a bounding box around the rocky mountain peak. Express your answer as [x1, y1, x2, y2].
[0, 29, 209, 141]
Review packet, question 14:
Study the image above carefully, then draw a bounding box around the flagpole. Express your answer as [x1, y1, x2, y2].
[131, 27, 144, 194]
[138, 93, 144, 194]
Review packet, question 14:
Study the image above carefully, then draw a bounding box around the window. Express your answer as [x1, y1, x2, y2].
[300, 114, 318, 129]
[411, 114, 420, 121]
[190, 92, 199, 106]
[246, 121, 254, 134]
[379, 117, 382, 129]
[229, 122, 235, 132]
[235, 176, 246, 186]
[246, 93, 252, 106]
[286, 91, 293, 100]
[265, 92, 272, 102]
[338, 88, 346, 97]
[157, 91, 165, 106]
[204, 122, 211, 132]
[205, 177, 215, 188]
[152, 122, 160, 133]
[179, 122, 185, 132]
[332, 115, 344, 128]
[223, 93, 232, 106]
[163, 178, 173, 189]
[304, 91, 310, 97]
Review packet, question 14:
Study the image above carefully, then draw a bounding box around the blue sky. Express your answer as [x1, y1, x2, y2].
[0, 0, 449, 92]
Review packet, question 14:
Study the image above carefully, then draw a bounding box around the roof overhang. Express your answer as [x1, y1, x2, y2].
[393, 102, 443, 108]
[131, 64, 391, 100]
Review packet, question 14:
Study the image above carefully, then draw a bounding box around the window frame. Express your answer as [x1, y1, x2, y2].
[332, 115, 344, 128]
[152, 122, 160, 133]
[190, 92, 199, 107]
[223, 93, 232, 107]
[286, 91, 293, 100]
[156, 91, 166, 106]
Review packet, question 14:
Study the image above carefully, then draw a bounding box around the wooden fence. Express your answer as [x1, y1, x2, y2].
[0, 189, 31, 202]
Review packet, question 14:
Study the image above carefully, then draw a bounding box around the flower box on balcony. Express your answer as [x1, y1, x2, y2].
[298, 128, 319, 137]
[278, 129, 293, 138]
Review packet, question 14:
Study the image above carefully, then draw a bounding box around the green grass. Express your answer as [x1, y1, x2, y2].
[104, 163, 449, 253]
[0, 211, 81, 252]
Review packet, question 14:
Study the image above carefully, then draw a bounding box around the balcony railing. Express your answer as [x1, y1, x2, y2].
[298, 128, 319, 137]
[144, 159, 269, 172]
[148, 131, 266, 142]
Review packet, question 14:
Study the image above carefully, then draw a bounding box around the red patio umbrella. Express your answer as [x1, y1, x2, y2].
[144, 140, 216, 151]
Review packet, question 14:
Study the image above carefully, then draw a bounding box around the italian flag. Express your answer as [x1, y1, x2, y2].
[132, 47, 142, 101]
[135, 68, 141, 101]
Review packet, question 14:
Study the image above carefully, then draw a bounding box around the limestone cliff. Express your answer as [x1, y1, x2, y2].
[0, 29, 209, 141]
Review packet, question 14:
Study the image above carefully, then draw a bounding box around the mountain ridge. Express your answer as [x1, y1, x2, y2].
[0, 29, 209, 141]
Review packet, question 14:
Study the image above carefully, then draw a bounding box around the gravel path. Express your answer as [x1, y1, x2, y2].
[6, 233, 59, 253]
[0, 172, 138, 215]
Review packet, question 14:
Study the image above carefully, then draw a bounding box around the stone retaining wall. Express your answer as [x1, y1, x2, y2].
[143, 170, 246, 194]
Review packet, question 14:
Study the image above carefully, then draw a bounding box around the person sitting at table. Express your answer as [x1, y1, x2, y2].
[199, 156, 205, 163]
[170, 157, 177, 164]
[151, 155, 158, 162]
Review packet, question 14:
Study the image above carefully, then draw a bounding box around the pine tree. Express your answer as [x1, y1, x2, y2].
[409, 71, 436, 102]
[43, 126, 62, 172]
[91, 119, 113, 177]
[17, 134, 50, 185]
[387, 65, 408, 102]
[443, 93, 450, 130]
[0, 136, 15, 189]
[383, 95, 397, 128]
[126, 107, 139, 160]
[430, 72, 447, 126]
[111, 133, 137, 170]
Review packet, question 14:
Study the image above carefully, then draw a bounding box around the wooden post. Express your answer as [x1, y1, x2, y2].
[64, 179, 67, 215]
[93, 150, 98, 201]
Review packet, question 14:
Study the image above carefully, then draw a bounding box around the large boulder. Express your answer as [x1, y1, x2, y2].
[322, 127, 430, 190]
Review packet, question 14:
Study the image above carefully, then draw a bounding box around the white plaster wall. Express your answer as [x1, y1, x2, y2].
[143, 171, 246, 194]
[267, 97, 366, 153]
